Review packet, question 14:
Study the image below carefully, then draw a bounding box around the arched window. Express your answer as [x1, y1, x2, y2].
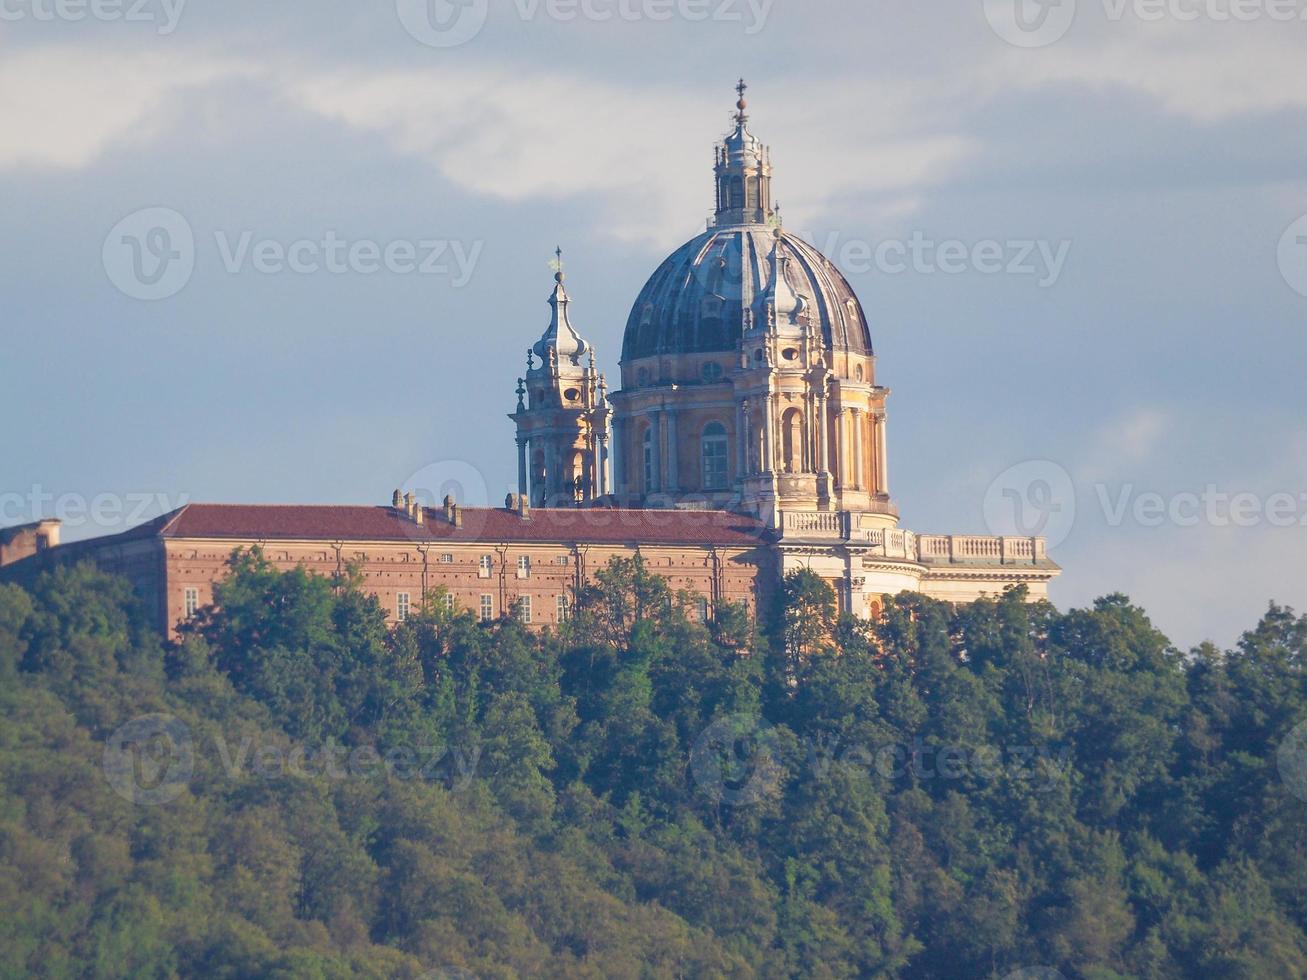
[729, 175, 743, 209]
[701, 422, 729, 491]
[782, 408, 805, 473]
[643, 427, 655, 491]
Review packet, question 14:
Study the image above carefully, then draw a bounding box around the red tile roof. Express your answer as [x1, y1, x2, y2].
[153, 503, 769, 548]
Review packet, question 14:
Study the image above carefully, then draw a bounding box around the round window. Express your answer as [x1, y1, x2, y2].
[782, 348, 799, 361]
[564, 388, 580, 402]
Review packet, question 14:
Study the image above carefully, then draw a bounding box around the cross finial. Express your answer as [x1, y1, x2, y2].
[735, 78, 748, 125]
[550, 245, 565, 282]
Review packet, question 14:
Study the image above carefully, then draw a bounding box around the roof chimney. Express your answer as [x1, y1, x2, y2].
[444, 494, 456, 523]
[453, 505, 463, 528]
[404, 492, 416, 520]
[518, 494, 531, 521]
[392, 489, 403, 509]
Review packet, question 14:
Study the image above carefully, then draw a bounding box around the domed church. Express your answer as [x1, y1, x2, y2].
[1, 83, 1058, 637]
[510, 82, 1059, 616]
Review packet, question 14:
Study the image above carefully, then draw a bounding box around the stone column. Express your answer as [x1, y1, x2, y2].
[597, 433, 609, 496]
[516, 437, 528, 498]
[649, 411, 662, 492]
[876, 412, 889, 494]
[612, 420, 624, 494]
[736, 400, 748, 479]
[816, 388, 829, 475]
[665, 409, 679, 491]
[762, 392, 775, 474]
[836, 407, 848, 489]
[851, 408, 863, 490]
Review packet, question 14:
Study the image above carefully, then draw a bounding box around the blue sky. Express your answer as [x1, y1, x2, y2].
[2, 0, 1305, 649]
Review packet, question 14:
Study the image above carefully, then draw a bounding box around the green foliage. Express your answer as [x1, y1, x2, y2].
[1, 552, 1306, 978]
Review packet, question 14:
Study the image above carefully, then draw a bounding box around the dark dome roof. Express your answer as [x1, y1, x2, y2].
[621, 227, 873, 362]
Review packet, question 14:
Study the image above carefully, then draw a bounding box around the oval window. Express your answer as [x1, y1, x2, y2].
[782, 348, 799, 361]
[564, 388, 580, 401]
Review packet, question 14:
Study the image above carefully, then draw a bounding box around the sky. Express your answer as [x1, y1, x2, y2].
[2, 0, 1305, 651]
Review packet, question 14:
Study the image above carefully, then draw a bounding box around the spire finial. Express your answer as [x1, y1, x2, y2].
[735, 78, 748, 125]
[551, 245, 565, 283]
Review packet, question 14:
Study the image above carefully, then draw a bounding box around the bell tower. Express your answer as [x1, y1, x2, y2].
[510, 251, 612, 507]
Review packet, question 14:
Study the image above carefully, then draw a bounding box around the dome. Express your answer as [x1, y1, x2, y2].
[621, 226, 874, 362]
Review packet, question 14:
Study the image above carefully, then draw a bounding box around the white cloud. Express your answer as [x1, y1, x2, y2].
[282, 67, 975, 245]
[0, 46, 251, 171]
[981, 29, 1307, 123]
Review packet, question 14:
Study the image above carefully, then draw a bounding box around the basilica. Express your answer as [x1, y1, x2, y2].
[0, 83, 1058, 635]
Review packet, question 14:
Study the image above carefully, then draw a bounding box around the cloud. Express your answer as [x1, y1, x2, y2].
[282, 67, 975, 245]
[1075, 407, 1174, 484]
[981, 28, 1307, 124]
[0, 46, 251, 171]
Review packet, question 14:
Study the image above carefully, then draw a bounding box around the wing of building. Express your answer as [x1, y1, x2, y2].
[2, 81, 1058, 636]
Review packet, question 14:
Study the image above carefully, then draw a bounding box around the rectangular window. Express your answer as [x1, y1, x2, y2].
[517, 555, 531, 578]
[553, 555, 570, 566]
[440, 553, 454, 564]
[703, 433, 729, 491]
[396, 592, 411, 622]
[516, 595, 532, 625]
[443, 593, 455, 613]
[184, 587, 199, 618]
[697, 597, 710, 623]
[478, 554, 493, 579]
[556, 594, 569, 622]
[480, 594, 494, 622]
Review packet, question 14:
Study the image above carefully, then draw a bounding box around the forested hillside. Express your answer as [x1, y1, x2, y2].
[1, 551, 1305, 978]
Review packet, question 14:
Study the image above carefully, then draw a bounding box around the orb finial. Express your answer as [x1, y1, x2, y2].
[550, 245, 565, 283]
[735, 78, 748, 125]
